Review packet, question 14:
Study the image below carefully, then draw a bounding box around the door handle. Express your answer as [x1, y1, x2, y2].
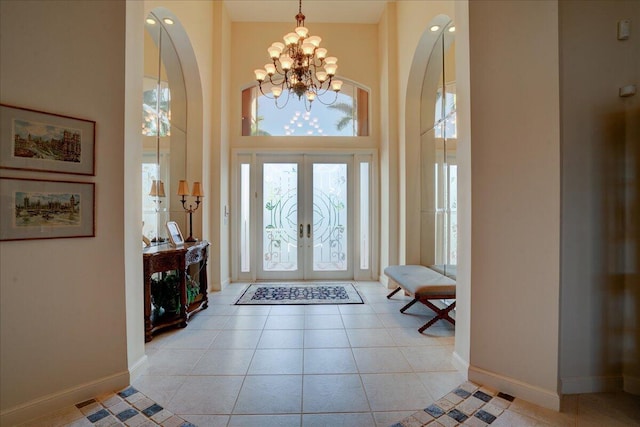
[299, 224, 303, 238]
[307, 224, 311, 238]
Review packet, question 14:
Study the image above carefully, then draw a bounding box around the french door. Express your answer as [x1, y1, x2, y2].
[257, 154, 353, 280]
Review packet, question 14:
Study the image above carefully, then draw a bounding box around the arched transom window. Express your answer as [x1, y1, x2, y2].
[242, 79, 369, 137]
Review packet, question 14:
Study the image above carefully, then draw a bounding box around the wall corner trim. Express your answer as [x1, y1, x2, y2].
[128, 354, 149, 384]
[452, 350, 469, 374]
[469, 365, 561, 411]
[0, 370, 130, 426]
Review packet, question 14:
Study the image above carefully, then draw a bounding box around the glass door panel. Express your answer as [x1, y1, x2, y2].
[312, 163, 348, 272]
[259, 160, 301, 279]
[257, 155, 353, 280]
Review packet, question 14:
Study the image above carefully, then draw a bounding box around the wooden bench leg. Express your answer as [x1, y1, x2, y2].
[400, 298, 419, 313]
[386, 286, 402, 299]
[418, 300, 456, 333]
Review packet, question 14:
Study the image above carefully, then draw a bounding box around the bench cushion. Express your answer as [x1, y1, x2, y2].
[384, 265, 456, 297]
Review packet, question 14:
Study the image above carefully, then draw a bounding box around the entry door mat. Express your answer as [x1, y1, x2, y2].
[235, 283, 364, 305]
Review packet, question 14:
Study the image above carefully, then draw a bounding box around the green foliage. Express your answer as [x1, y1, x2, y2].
[328, 102, 354, 131]
[151, 272, 180, 314]
[186, 274, 200, 305]
[251, 116, 272, 136]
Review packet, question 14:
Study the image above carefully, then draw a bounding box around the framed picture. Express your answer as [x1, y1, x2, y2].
[166, 221, 184, 246]
[0, 177, 95, 241]
[0, 104, 95, 175]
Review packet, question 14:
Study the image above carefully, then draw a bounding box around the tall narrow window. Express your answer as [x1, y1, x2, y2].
[240, 163, 251, 272]
[359, 162, 370, 269]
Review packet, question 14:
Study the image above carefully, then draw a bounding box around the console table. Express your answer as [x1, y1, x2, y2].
[142, 240, 209, 342]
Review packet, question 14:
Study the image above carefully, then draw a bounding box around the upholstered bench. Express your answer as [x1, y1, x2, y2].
[384, 265, 456, 333]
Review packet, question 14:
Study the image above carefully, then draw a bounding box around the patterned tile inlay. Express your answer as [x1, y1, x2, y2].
[392, 381, 516, 426]
[73, 386, 189, 426]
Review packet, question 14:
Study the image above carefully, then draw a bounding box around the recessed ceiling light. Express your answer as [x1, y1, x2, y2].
[163, 18, 174, 25]
[145, 18, 156, 25]
[448, 26, 456, 32]
[430, 25, 440, 32]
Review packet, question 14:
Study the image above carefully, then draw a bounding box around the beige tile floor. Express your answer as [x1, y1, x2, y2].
[19, 281, 640, 426]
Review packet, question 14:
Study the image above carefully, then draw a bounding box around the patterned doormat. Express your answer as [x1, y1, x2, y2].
[235, 283, 364, 305]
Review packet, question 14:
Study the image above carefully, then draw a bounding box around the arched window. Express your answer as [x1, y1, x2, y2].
[241, 79, 369, 137]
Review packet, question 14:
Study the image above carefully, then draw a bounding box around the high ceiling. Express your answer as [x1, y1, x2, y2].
[223, 0, 389, 24]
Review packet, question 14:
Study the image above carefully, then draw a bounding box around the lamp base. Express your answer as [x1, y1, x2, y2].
[185, 236, 198, 243]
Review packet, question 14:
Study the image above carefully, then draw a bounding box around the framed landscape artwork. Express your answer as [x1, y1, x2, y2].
[0, 104, 95, 175]
[0, 178, 95, 241]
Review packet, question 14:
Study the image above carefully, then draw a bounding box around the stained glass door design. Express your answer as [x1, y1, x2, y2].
[257, 155, 352, 280]
[261, 162, 300, 275]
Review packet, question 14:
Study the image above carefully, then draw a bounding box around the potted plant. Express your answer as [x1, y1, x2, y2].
[186, 273, 201, 306]
[151, 272, 181, 316]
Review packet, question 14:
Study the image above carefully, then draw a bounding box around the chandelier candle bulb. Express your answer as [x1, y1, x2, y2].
[254, 69, 267, 81]
[280, 55, 293, 70]
[324, 63, 338, 76]
[265, 64, 276, 75]
[284, 32, 299, 45]
[268, 46, 281, 58]
[295, 26, 309, 37]
[252, 0, 342, 110]
[307, 35, 321, 47]
[302, 43, 315, 55]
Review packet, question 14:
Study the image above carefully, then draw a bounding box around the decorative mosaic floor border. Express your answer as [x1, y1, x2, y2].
[75, 386, 193, 427]
[72, 381, 513, 427]
[389, 381, 515, 427]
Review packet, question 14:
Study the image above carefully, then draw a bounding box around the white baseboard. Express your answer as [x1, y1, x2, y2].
[561, 375, 623, 394]
[624, 375, 640, 395]
[469, 365, 561, 410]
[128, 354, 148, 383]
[452, 351, 469, 376]
[0, 370, 130, 427]
[379, 274, 390, 288]
[210, 277, 231, 292]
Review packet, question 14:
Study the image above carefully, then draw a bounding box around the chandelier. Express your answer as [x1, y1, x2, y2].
[253, 0, 342, 110]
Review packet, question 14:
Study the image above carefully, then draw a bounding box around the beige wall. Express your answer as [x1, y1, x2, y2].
[559, 0, 640, 394]
[378, 2, 400, 275]
[125, 0, 147, 389]
[0, 1, 129, 424]
[210, 1, 232, 289]
[468, 0, 561, 409]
